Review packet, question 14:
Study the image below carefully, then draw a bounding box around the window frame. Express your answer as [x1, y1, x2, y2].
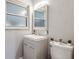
[6, 1, 29, 30]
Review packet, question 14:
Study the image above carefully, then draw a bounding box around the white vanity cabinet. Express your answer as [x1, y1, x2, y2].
[24, 44, 35, 59]
[23, 35, 48, 59]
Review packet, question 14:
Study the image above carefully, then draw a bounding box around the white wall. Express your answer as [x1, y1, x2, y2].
[5, 30, 31, 59]
[48, 0, 74, 43]
[33, 0, 74, 43]
[5, 0, 33, 59]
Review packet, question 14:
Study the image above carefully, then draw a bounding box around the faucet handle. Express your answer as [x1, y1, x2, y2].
[32, 30, 35, 34]
[50, 38, 54, 41]
[59, 39, 63, 42]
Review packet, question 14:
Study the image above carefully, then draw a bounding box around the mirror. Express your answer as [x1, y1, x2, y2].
[33, 5, 48, 29]
[33, 5, 48, 35]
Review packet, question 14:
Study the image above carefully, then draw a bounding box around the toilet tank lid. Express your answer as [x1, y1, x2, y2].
[50, 41, 74, 49]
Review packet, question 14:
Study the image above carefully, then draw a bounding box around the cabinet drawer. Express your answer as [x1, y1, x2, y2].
[23, 38, 38, 44]
[24, 42, 37, 48]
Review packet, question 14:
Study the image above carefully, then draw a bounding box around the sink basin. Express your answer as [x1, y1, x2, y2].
[24, 34, 47, 41]
[23, 34, 48, 45]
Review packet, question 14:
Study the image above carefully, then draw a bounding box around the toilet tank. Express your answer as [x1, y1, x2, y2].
[50, 41, 74, 59]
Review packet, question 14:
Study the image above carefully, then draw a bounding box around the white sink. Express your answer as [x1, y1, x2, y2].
[23, 34, 48, 46]
[24, 34, 47, 41]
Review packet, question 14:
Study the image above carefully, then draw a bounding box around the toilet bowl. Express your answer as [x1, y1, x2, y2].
[50, 41, 74, 59]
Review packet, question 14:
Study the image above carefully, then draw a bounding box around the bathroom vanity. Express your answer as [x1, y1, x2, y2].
[23, 35, 48, 59]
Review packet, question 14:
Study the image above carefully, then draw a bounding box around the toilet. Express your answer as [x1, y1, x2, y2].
[50, 41, 74, 59]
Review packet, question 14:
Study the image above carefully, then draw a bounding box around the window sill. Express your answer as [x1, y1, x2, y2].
[5, 27, 29, 30]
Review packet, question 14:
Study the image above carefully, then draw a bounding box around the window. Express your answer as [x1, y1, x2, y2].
[6, 1, 28, 29]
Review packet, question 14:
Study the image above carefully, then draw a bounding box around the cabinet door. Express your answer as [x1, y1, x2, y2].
[24, 44, 36, 59]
